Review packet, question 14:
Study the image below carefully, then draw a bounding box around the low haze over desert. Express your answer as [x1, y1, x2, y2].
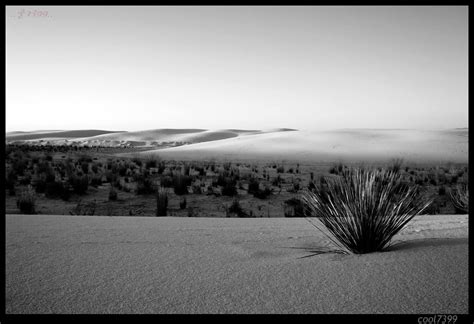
[5, 5, 468, 317]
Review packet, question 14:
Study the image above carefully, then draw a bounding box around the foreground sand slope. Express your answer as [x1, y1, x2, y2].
[141, 129, 468, 163]
[6, 215, 468, 314]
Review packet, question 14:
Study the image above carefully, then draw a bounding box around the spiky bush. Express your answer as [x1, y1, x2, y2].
[301, 167, 433, 254]
[450, 184, 468, 214]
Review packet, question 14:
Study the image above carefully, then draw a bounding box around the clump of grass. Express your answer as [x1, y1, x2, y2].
[449, 184, 468, 214]
[156, 188, 168, 216]
[301, 167, 432, 254]
[16, 185, 36, 214]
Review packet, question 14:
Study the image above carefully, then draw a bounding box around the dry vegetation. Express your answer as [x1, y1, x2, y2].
[5, 144, 469, 218]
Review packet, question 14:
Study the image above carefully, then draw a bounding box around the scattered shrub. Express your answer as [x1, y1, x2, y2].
[180, 197, 187, 209]
[156, 188, 168, 216]
[81, 162, 89, 174]
[109, 186, 118, 201]
[69, 200, 96, 216]
[45, 181, 70, 201]
[145, 156, 158, 169]
[136, 175, 156, 195]
[248, 177, 260, 195]
[69, 174, 89, 195]
[438, 186, 446, 196]
[284, 198, 306, 217]
[16, 185, 36, 214]
[173, 174, 190, 195]
[226, 199, 248, 217]
[221, 178, 237, 196]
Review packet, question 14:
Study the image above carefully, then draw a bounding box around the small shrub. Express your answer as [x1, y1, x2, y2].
[91, 163, 99, 174]
[136, 175, 156, 195]
[226, 199, 248, 217]
[192, 183, 202, 194]
[45, 181, 70, 201]
[272, 175, 283, 186]
[145, 156, 158, 169]
[248, 177, 260, 195]
[69, 200, 96, 216]
[132, 156, 143, 167]
[438, 186, 446, 196]
[221, 178, 237, 196]
[161, 176, 174, 188]
[16, 185, 36, 214]
[81, 162, 89, 174]
[6, 169, 17, 191]
[156, 188, 168, 216]
[69, 174, 89, 195]
[253, 186, 273, 199]
[284, 198, 306, 217]
[109, 186, 118, 201]
[173, 174, 190, 195]
[179, 197, 187, 209]
[187, 207, 197, 217]
[90, 175, 103, 187]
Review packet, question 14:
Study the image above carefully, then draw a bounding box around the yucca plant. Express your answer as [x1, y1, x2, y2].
[301, 167, 433, 254]
[449, 184, 468, 214]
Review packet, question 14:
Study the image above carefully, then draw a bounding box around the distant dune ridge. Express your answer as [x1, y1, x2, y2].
[6, 128, 468, 163]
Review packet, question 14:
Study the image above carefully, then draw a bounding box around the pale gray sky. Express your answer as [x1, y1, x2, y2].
[6, 6, 468, 132]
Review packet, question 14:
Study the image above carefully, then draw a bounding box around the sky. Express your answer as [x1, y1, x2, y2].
[6, 6, 468, 132]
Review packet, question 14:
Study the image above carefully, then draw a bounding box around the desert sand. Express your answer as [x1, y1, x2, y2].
[6, 214, 468, 314]
[142, 129, 468, 164]
[7, 128, 468, 164]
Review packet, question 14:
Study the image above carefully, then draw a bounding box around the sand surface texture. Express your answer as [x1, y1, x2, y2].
[6, 214, 468, 314]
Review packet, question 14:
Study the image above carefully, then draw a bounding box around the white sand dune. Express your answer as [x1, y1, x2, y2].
[6, 214, 468, 314]
[5, 130, 123, 141]
[6, 128, 267, 147]
[73, 129, 271, 145]
[6, 128, 468, 164]
[138, 129, 468, 164]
